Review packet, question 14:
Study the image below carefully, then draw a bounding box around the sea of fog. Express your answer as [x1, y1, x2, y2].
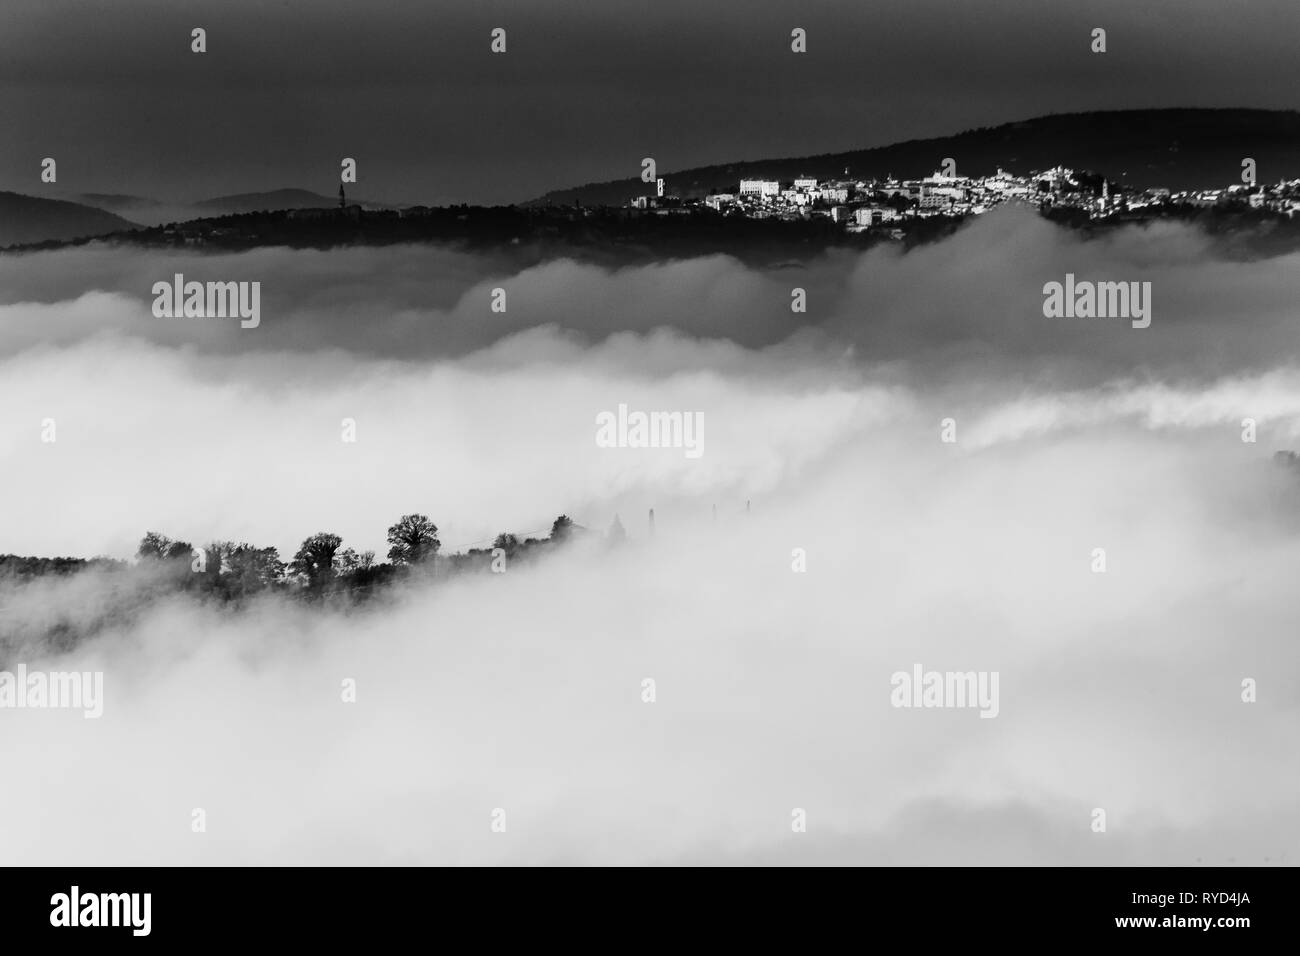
[1, 206, 1298, 864]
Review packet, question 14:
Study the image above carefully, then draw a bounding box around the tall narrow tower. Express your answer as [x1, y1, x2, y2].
[648, 508, 655, 537]
[338, 183, 346, 208]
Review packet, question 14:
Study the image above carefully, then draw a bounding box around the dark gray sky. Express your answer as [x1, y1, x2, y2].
[1, 0, 1296, 205]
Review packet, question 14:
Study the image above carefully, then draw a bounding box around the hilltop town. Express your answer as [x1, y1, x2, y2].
[628, 165, 1300, 237]
[10, 163, 1300, 264]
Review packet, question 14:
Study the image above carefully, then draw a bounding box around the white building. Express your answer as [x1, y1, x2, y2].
[854, 206, 900, 227]
[739, 179, 781, 198]
[1036, 167, 1075, 190]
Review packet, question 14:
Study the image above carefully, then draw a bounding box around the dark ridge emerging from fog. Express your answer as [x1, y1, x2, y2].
[7, 110, 1300, 251]
[193, 189, 339, 215]
[77, 193, 164, 213]
[531, 109, 1300, 207]
[0, 191, 137, 247]
[193, 189, 395, 214]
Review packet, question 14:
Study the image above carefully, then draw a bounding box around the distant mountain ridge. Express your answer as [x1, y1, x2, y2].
[194, 189, 338, 214]
[0, 192, 138, 248]
[528, 108, 1300, 207]
[77, 193, 163, 211]
[194, 189, 395, 214]
[6, 110, 1300, 250]
[66, 189, 395, 232]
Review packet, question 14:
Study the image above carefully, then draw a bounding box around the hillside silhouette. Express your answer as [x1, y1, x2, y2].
[529, 109, 1300, 207]
[0, 191, 137, 247]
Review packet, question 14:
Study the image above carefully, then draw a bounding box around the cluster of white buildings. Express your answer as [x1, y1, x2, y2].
[705, 168, 1071, 230]
[651, 167, 1060, 233]
[1165, 179, 1300, 216]
[633, 165, 1300, 232]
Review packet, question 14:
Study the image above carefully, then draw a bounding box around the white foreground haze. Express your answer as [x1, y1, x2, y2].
[1, 207, 1298, 864]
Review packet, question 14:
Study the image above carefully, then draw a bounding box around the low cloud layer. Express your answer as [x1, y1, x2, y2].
[1, 210, 1297, 864]
[2, 207, 1300, 387]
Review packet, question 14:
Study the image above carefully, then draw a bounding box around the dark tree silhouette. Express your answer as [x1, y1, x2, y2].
[136, 532, 193, 562]
[201, 540, 236, 576]
[332, 547, 374, 576]
[226, 544, 285, 594]
[290, 532, 343, 588]
[550, 515, 575, 543]
[334, 548, 360, 575]
[387, 514, 440, 565]
[136, 532, 170, 560]
[492, 532, 520, 554]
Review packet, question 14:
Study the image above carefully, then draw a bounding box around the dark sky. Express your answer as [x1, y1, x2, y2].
[1, 0, 1296, 205]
